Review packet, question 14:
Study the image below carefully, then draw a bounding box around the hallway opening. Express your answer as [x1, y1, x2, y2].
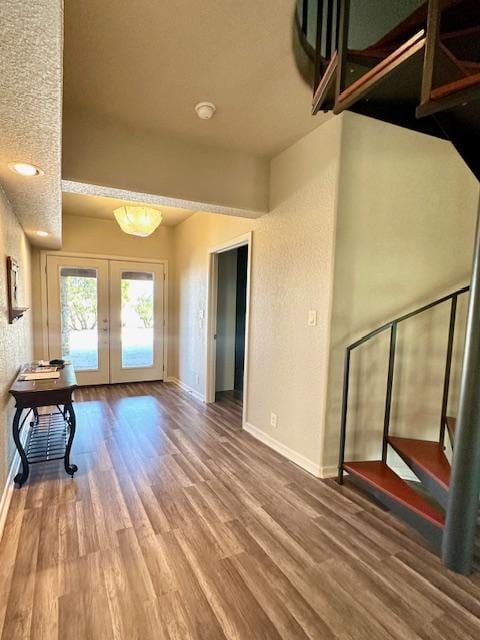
[205, 233, 251, 426]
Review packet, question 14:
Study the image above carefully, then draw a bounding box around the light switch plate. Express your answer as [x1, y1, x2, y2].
[308, 310, 317, 326]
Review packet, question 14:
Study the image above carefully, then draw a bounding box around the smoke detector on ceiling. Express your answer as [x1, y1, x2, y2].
[195, 102, 216, 120]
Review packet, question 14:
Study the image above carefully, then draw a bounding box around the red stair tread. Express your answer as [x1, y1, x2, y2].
[388, 436, 450, 490]
[343, 461, 445, 527]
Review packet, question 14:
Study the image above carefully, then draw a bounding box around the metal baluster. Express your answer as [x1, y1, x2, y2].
[335, 0, 351, 101]
[302, 0, 309, 36]
[325, 0, 334, 60]
[382, 323, 397, 462]
[439, 295, 458, 448]
[334, 0, 341, 53]
[314, 1, 324, 90]
[337, 347, 351, 484]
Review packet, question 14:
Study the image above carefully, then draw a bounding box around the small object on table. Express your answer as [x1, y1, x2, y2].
[9, 363, 78, 487]
[49, 358, 66, 367]
[18, 364, 60, 381]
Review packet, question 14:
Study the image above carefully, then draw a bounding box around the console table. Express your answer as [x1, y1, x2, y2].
[9, 363, 78, 487]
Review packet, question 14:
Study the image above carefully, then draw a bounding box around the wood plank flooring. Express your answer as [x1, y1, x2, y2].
[1, 381, 480, 639]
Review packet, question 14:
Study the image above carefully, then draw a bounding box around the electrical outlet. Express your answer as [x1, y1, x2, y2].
[270, 412, 277, 428]
[195, 374, 200, 385]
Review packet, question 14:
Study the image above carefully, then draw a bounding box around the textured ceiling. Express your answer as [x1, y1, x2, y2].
[63, 192, 195, 227]
[63, 0, 324, 158]
[0, 0, 63, 248]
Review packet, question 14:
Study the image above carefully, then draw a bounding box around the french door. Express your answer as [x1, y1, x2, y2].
[46, 255, 165, 385]
[109, 261, 164, 383]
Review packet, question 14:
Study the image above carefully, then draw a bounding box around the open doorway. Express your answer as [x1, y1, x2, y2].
[206, 233, 252, 428]
[215, 245, 248, 406]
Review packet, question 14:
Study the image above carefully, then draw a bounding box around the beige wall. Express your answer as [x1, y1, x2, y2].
[323, 112, 480, 473]
[60, 213, 174, 259]
[171, 213, 255, 389]
[63, 109, 269, 215]
[32, 214, 175, 365]
[0, 189, 33, 490]
[172, 117, 342, 473]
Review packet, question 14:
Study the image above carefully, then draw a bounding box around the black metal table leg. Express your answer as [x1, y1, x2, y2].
[12, 407, 29, 487]
[64, 402, 78, 477]
[30, 407, 39, 426]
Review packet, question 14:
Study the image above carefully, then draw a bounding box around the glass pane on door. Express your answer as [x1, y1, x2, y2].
[121, 271, 154, 368]
[60, 267, 99, 370]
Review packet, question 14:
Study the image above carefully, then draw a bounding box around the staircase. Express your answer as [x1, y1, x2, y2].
[295, 0, 480, 575]
[337, 286, 468, 552]
[295, 0, 480, 179]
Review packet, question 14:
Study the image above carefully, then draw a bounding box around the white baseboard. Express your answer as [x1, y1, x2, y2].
[319, 465, 339, 479]
[0, 424, 28, 542]
[166, 376, 205, 403]
[244, 422, 323, 478]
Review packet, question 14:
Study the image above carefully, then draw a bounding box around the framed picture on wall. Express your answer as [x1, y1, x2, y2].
[6, 256, 29, 323]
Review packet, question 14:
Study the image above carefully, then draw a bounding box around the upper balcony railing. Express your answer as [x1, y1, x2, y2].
[418, 0, 480, 117]
[296, 1, 480, 120]
[296, 0, 341, 110]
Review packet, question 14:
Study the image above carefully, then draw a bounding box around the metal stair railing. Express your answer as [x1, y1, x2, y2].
[337, 285, 469, 484]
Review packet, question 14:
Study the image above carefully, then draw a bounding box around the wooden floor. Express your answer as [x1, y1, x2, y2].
[1, 382, 480, 639]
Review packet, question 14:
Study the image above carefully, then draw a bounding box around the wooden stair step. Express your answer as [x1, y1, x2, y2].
[343, 460, 445, 528]
[387, 436, 451, 490]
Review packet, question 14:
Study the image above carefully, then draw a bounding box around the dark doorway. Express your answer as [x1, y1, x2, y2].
[215, 245, 248, 415]
[234, 245, 248, 394]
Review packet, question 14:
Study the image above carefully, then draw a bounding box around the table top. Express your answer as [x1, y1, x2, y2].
[9, 363, 77, 399]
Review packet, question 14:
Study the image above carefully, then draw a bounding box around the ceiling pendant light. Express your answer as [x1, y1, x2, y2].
[113, 205, 163, 237]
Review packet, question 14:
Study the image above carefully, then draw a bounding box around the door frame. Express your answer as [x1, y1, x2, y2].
[205, 232, 252, 428]
[39, 251, 169, 381]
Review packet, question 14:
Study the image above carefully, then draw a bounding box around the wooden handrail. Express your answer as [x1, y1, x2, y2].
[335, 30, 425, 112]
[431, 72, 480, 100]
[312, 52, 338, 114]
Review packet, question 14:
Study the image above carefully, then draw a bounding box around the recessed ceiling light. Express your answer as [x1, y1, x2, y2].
[195, 102, 216, 120]
[8, 162, 44, 177]
[36, 230, 49, 237]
